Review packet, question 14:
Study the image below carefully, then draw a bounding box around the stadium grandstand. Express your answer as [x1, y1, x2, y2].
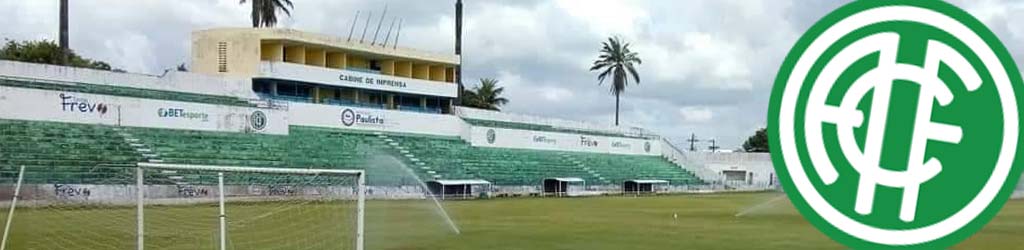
[0, 27, 776, 199]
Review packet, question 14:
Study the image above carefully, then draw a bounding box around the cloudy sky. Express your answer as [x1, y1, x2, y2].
[1, 0, 1021, 149]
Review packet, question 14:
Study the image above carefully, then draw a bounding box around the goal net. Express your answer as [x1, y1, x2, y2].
[0, 164, 365, 250]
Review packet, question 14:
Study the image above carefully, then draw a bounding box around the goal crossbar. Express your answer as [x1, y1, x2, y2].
[134, 162, 366, 250]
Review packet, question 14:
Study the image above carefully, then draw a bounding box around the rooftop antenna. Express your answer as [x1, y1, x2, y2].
[382, 17, 397, 47]
[347, 11, 361, 42]
[392, 18, 403, 49]
[371, 4, 388, 46]
[360, 11, 373, 43]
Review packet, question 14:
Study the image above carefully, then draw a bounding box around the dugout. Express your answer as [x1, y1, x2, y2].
[426, 179, 492, 200]
[623, 180, 669, 195]
[542, 177, 586, 197]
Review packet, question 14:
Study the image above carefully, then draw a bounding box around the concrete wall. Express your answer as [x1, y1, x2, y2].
[686, 152, 776, 188]
[3, 184, 364, 206]
[289, 102, 468, 138]
[0, 60, 257, 99]
[469, 126, 661, 156]
[192, 29, 262, 77]
[0, 183, 721, 205]
[454, 106, 657, 139]
[660, 139, 722, 183]
[1015, 176, 1024, 199]
[0, 86, 287, 135]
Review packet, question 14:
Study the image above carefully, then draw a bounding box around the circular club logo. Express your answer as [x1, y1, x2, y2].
[486, 129, 496, 144]
[768, 0, 1024, 248]
[341, 109, 356, 127]
[250, 110, 267, 131]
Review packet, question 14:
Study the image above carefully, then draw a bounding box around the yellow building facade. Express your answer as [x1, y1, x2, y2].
[192, 28, 460, 113]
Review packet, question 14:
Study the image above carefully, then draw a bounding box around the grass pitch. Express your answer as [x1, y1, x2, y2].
[3, 192, 1022, 249]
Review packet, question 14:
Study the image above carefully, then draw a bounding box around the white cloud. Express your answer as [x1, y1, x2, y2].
[956, 0, 1010, 25]
[678, 106, 714, 123]
[554, 0, 649, 38]
[102, 34, 155, 73]
[641, 32, 753, 90]
[539, 86, 575, 102]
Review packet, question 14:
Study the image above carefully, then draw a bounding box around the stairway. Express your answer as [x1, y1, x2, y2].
[377, 133, 442, 180]
[559, 152, 608, 185]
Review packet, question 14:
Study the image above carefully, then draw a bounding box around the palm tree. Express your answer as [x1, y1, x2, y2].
[589, 36, 641, 126]
[59, 0, 69, 65]
[240, 0, 294, 28]
[462, 78, 509, 111]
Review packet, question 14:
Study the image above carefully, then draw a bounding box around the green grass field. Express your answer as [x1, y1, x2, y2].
[3, 192, 1022, 249]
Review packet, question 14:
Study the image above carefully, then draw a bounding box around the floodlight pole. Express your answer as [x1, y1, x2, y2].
[218, 172, 226, 250]
[0, 166, 26, 250]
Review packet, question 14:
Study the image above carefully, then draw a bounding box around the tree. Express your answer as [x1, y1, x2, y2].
[742, 128, 770, 153]
[240, 0, 294, 28]
[461, 78, 509, 111]
[59, 0, 69, 65]
[590, 36, 641, 126]
[0, 39, 118, 71]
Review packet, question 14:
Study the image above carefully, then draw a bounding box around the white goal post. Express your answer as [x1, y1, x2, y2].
[135, 162, 366, 250]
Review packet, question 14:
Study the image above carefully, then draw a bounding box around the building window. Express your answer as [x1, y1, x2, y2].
[252, 80, 271, 94]
[399, 95, 420, 107]
[277, 83, 297, 96]
[370, 60, 382, 71]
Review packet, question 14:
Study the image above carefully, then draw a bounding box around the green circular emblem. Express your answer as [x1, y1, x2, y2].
[768, 0, 1024, 248]
[250, 110, 267, 131]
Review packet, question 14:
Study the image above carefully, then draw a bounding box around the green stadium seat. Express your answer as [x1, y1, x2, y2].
[0, 119, 703, 187]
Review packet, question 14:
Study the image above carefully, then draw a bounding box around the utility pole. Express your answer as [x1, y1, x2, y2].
[59, 0, 69, 65]
[707, 139, 720, 153]
[686, 133, 700, 151]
